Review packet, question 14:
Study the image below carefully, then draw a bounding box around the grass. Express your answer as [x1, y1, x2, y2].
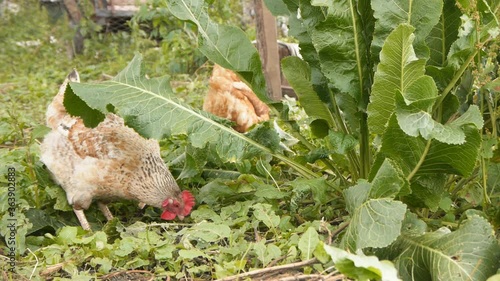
[0, 0, 210, 140]
[3, 1, 499, 280]
[0, 2, 213, 279]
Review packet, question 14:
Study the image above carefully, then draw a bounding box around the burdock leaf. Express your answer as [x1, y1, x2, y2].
[168, 0, 268, 102]
[381, 116, 482, 177]
[68, 54, 317, 178]
[367, 24, 426, 134]
[324, 245, 401, 281]
[311, 0, 373, 106]
[384, 215, 500, 281]
[371, 0, 442, 60]
[282, 56, 335, 126]
[341, 196, 407, 251]
[67, 54, 306, 170]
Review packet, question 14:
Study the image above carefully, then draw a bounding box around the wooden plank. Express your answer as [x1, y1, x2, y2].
[254, 0, 281, 101]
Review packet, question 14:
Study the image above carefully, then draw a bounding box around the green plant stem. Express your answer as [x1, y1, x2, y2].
[322, 160, 347, 186]
[272, 153, 318, 179]
[432, 34, 494, 114]
[348, 0, 371, 179]
[329, 91, 360, 181]
[440, 221, 459, 228]
[278, 118, 348, 186]
[407, 138, 433, 182]
[486, 93, 497, 138]
[267, 107, 322, 178]
[450, 167, 479, 197]
[359, 113, 370, 179]
[480, 156, 491, 207]
[479, 89, 493, 207]
[432, 48, 479, 114]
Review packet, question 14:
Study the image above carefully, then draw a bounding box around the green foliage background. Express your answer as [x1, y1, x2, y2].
[1, 0, 499, 280]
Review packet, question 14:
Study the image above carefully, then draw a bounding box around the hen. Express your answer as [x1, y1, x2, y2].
[40, 70, 195, 230]
[203, 64, 270, 132]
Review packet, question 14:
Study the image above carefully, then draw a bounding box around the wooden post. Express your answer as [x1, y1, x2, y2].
[62, 0, 84, 56]
[254, 0, 281, 101]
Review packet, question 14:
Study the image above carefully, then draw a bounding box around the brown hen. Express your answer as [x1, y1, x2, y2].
[40, 70, 194, 230]
[203, 64, 270, 132]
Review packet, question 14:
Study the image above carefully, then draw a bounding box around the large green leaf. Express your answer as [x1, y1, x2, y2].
[68, 56, 239, 158]
[311, 0, 372, 106]
[323, 244, 401, 281]
[167, 0, 269, 102]
[281, 56, 334, 126]
[405, 175, 447, 211]
[344, 180, 370, 215]
[63, 84, 105, 128]
[370, 158, 409, 198]
[67, 55, 317, 178]
[396, 98, 483, 145]
[367, 24, 426, 134]
[287, 0, 372, 136]
[341, 197, 407, 251]
[263, 0, 289, 16]
[285, 0, 331, 103]
[342, 170, 408, 252]
[385, 215, 500, 281]
[327, 130, 357, 155]
[368, 23, 482, 144]
[25, 209, 66, 235]
[419, 125, 481, 175]
[380, 116, 482, 177]
[341, 158, 410, 251]
[371, 0, 443, 60]
[426, 0, 462, 67]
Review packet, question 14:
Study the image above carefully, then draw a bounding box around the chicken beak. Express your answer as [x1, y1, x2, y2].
[178, 215, 185, 220]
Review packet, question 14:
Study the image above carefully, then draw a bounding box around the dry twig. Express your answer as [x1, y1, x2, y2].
[40, 262, 65, 277]
[100, 269, 154, 281]
[215, 258, 319, 281]
[276, 273, 346, 281]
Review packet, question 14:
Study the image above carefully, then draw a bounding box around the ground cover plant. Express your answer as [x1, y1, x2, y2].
[1, 0, 500, 280]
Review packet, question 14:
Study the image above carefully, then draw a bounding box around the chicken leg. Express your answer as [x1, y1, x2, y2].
[73, 203, 114, 230]
[73, 208, 91, 230]
[97, 202, 114, 221]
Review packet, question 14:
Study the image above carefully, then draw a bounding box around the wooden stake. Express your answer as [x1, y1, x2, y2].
[254, 0, 282, 101]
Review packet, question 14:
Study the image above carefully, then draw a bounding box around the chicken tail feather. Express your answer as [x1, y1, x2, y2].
[46, 69, 80, 129]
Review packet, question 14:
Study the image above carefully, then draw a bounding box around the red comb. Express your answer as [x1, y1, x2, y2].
[181, 190, 195, 216]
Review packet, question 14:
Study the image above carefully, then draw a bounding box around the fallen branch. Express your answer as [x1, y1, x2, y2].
[278, 273, 346, 281]
[40, 262, 65, 277]
[214, 258, 319, 281]
[100, 270, 154, 281]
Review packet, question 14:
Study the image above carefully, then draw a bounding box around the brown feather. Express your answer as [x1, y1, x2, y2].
[40, 70, 189, 229]
[203, 64, 270, 132]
